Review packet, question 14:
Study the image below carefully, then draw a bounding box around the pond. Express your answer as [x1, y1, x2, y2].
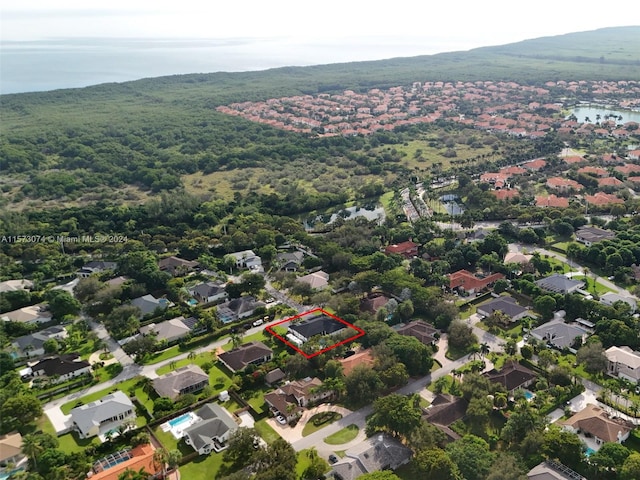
[567, 105, 640, 124]
[302, 202, 385, 230]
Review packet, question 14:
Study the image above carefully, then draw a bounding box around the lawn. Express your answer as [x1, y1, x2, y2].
[152, 426, 193, 455]
[242, 386, 269, 415]
[570, 275, 614, 295]
[222, 331, 267, 351]
[324, 424, 359, 445]
[57, 431, 100, 454]
[445, 344, 470, 361]
[302, 412, 343, 437]
[254, 418, 281, 444]
[179, 451, 227, 479]
[144, 345, 182, 365]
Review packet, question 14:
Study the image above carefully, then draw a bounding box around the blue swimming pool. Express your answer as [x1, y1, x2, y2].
[169, 412, 193, 428]
[524, 390, 534, 400]
[586, 447, 596, 457]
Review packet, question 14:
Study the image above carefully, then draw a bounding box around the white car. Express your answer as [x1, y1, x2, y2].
[252, 319, 264, 327]
[275, 415, 287, 425]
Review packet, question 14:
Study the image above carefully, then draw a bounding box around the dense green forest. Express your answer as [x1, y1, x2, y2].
[1, 26, 640, 213]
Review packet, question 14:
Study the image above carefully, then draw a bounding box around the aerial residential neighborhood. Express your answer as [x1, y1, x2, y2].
[3, 24, 640, 480]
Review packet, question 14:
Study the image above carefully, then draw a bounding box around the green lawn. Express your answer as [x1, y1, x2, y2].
[254, 418, 281, 444]
[179, 452, 227, 479]
[302, 412, 343, 437]
[57, 431, 100, 454]
[152, 426, 193, 455]
[570, 275, 614, 295]
[222, 331, 267, 351]
[143, 345, 183, 365]
[324, 424, 359, 445]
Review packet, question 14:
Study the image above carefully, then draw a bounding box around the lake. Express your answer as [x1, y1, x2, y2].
[568, 105, 640, 124]
[302, 203, 386, 230]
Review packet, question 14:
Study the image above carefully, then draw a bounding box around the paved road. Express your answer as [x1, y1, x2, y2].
[291, 351, 484, 454]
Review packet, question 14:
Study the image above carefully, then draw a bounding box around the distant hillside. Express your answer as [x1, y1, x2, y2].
[1, 26, 639, 212]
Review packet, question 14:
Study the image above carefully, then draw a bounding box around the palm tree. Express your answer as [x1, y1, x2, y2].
[21, 434, 43, 470]
[167, 449, 182, 471]
[479, 342, 490, 359]
[153, 447, 168, 478]
[187, 350, 197, 362]
[118, 467, 149, 480]
[230, 332, 243, 350]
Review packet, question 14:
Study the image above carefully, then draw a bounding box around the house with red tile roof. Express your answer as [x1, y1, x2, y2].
[499, 166, 526, 176]
[89, 444, 162, 480]
[546, 177, 583, 192]
[522, 159, 546, 171]
[492, 189, 519, 201]
[601, 153, 620, 164]
[615, 164, 640, 176]
[384, 240, 418, 258]
[585, 192, 624, 206]
[627, 176, 640, 186]
[598, 177, 624, 188]
[577, 166, 608, 177]
[448, 270, 505, 294]
[536, 195, 569, 208]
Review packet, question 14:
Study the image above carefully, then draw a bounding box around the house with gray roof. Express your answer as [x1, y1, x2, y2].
[288, 313, 346, 343]
[575, 226, 615, 247]
[600, 292, 637, 312]
[70, 391, 135, 439]
[30, 354, 91, 383]
[130, 294, 172, 318]
[1, 304, 52, 325]
[531, 319, 589, 352]
[152, 364, 209, 400]
[183, 403, 238, 455]
[11, 325, 67, 358]
[216, 296, 265, 324]
[139, 316, 198, 344]
[189, 281, 228, 304]
[158, 256, 199, 276]
[535, 274, 584, 294]
[276, 251, 304, 271]
[76, 261, 118, 278]
[331, 433, 412, 480]
[477, 296, 529, 323]
[218, 341, 272, 373]
[228, 250, 263, 272]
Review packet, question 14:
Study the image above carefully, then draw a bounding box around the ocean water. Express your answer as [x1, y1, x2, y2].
[0, 36, 468, 95]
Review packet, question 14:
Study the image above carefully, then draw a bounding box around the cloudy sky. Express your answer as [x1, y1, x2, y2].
[1, 0, 634, 48]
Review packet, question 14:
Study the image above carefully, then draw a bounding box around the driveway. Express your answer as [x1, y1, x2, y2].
[267, 404, 353, 444]
[45, 405, 72, 434]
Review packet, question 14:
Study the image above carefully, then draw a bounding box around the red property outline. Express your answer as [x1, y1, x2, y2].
[265, 308, 365, 359]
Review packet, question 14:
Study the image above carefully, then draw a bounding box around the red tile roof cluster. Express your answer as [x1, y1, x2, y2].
[562, 155, 586, 165]
[385, 241, 419, 258]
[577, 166, 608, 177]
[90, 444, 159, 480]
[535, 195, 569, 208]
[522, 158, 546, 170]
[215, 80, 640, 138]
[598, 177, 624, 188]
[585, 192, 624, 206]
[615, 164, 640, 176]
[493, 189, 519, 201]
[546, 177, 583, 191]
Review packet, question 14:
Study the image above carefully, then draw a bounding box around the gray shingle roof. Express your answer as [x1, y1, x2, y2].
[70, 391, 134, 435]
[332, 433, 412, 480]
[183, 403, 237, 451]
[218, 341, 272, 372]
[152, 364, 209, 399]
[535, 274, 583, 293]
[477, 296, 528, 319]
[531, 319, 588, 349]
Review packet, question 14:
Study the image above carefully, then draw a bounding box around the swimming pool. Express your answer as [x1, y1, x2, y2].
[524, 390, 535, 400]
[585, 447, 596, 457]
[169, 412, 195, 428]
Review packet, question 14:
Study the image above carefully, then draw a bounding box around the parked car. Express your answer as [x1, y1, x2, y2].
[328, 454, 338, 464]
[275, 415, 287, 425]
[253, 319, 264, 327]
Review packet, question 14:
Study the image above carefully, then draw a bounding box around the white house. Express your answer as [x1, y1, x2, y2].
[228, 250, 263, 272]
[605, 346, 640, 383]
[70, 391, 136, 439]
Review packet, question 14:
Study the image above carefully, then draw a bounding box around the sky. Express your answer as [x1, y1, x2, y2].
[1, 0, 635, 48]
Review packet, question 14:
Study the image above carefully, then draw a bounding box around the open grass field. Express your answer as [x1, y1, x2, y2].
[302, 412, 343, 437]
